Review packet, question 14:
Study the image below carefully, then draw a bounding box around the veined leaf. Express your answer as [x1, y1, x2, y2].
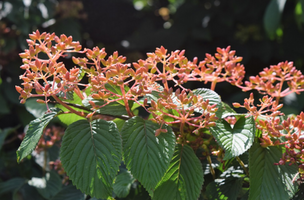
[104, 83, 129, 96]
[121, 116, 176, 195]
[144, 83, 164, 103]
[217, 102, 237, 119]
[113, 118, 125, 132]
[153, 144, 204, 200]
[210, 115, 255, 160]
[249, 142, 298, 200]
[113, 170, 135, 198]
[191, 88, 223, 119]
[60, 119, 122, 199]
[192, 88, 221, 108]
[16, 107, 62, 162]
[56, 91, 86, 126]
[104, 83, 133, 107]
[82, 97, 128, 116]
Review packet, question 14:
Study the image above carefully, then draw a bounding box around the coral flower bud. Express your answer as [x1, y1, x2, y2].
[232, 102, 241, 108]
[143, 98, 148, 107]
[15, 86, 23, 94]
[44, 84, 51, 92]
[72, 57, 79, 64]
[36, 99, 46, 104]
[20, 99, 26, 104]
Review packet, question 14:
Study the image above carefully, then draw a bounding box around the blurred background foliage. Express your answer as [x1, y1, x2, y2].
[1, 0, 304, 199]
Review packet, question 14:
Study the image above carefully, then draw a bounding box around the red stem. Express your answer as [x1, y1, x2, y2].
[52, 95, 87, 118]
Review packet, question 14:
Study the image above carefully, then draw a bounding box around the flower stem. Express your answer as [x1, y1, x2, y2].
[236, 156, 249, 177]
[52, 95, 87, 118]
[207, 155, 216, 180]
[211, 81, 217, 91]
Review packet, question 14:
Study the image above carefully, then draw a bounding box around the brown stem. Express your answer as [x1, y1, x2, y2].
[207, 155, 216, 180]
[275, 97, 281, 107]
[49, 100, 91, 112]
[91, 113, 130, 121]
[236, 156, 249, 177]
[52, 95, 87, 118]
[73, 86, 84, 100]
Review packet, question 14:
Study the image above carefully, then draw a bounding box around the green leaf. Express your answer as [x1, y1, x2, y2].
[249, 142, 298, 200]
[192, 88, 221, 108]
[153, 144, 204, 200]
[82, 97, 128, 116]
[210, 115, 255, 160]
[143, 83, 164, 103]
[57, 112, 85, 126]
[56, 91, 86, 126]
[113, 170, 135, 198]
[217, 102, 237, 119]
[50, 185, 85, 200]
[192, 88, 222, 118]
[28, 171, 62, 199]
[145, 90, 162, 103]
[121, 116, 176, 195]
[25, 98, 54, 118]
[60, 119, 122, 199]
[205, 177, 244, 200]
[263, 0, 286, 37]
[16, 107, 62, 162]
[0, 178, 27, 195]
[104, 83, 129, 96]
[104, 83, 133, 107]
[113, 118, 125, 132]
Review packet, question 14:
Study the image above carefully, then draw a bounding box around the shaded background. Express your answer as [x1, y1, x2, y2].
[1, 0, 304, 199]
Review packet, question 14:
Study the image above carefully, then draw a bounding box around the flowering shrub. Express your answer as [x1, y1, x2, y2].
[15, 30, 304, 199]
